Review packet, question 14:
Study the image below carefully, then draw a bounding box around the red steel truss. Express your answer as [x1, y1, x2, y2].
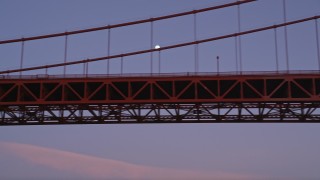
[1, 72, 320, 125]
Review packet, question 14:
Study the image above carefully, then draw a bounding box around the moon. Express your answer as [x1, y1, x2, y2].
[154, 45, 160, 49]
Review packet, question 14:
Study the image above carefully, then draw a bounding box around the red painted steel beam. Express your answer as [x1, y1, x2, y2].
[0, 0, 255, 45]
[1, 73, 320, 106]
[0, 15, 318, 75]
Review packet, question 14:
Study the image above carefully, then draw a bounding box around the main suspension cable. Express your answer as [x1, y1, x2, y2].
[0, 0, 255, 45]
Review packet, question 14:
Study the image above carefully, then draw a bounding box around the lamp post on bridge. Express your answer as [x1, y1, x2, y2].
[155, 45, 161, 74]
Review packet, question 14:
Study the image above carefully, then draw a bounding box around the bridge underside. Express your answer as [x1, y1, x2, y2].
[1, 102, 320, 125]
[1, 72, 320, 125]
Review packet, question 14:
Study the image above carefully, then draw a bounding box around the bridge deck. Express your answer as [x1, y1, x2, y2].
[1, 72, 320, 105]
[1, 72, 320, 124]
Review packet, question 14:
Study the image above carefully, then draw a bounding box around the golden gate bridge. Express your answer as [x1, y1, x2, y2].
[1, 0, 320, 125]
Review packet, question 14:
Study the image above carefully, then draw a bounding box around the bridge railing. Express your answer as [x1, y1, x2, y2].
[1, 70, 319, 79]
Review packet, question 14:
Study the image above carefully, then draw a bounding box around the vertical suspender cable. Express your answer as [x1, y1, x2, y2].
[63, 34, 68, 76]
[237, 3, 242, 73]
[107, 27, 111, 74]
[235, 36, 238, 73]
[158, 50, 161, 74]
[86, 62, 89, 77]
[19, 40, 25, 77]
[87, 62, 89, 76]
[150, 20, 154, 74]
[315, 19, 320, 70]
[274, 27, 279, 72]
[121, 56, 124, 74]
[83, 62, 86, 75]
[194, 13, 198, 73]
[234, 5, 239, 73]
[283, 0, 289, 72]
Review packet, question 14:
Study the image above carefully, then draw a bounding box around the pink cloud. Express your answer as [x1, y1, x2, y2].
[0, 141, 257, 179]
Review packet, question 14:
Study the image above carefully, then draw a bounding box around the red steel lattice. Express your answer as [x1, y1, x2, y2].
[1, 72, 320, 125]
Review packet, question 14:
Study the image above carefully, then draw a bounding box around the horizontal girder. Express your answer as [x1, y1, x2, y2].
[1, 73, 320, 105]
[1, 102, 320, 125]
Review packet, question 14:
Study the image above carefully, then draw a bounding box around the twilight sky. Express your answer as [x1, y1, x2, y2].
[1, 0, 320, 179]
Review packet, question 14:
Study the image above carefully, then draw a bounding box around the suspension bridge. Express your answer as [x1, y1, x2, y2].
[1, 0, 320, 125]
